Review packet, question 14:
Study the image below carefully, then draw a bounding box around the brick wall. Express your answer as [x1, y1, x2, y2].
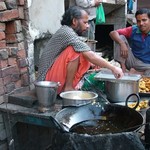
[0, 0, 30, 149]
[0, 0, 30, 102]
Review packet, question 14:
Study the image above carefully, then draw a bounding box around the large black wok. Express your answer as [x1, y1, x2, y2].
[54, 102, 143, 135]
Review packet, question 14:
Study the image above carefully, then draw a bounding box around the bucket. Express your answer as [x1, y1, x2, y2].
[35, 81, 60, 108]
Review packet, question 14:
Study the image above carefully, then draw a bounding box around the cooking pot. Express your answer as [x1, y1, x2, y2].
[35, 81, 60, 108]
[53, 102, 143, 135]
[105, 81, 139, 103]
[60, 91, 98, 107]
[94, 70, 141, 103]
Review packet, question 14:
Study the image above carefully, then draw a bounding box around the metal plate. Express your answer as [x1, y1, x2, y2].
[94, 69, 141, 82]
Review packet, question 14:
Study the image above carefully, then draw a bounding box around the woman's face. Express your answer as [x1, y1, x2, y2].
[73, 10, 89, 36]
[136, 14, 150, 34]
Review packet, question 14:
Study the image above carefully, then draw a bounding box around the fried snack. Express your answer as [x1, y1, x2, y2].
[139, 77, 150, 93]
[128, 100, 149, 111]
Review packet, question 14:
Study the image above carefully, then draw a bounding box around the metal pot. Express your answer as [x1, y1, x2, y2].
[105, 81, 139, 103]
[94, 69, 141, 103]
[35, 81, 60, 108]
[54, 102, 143, 135]
[60, 91, 98, 107]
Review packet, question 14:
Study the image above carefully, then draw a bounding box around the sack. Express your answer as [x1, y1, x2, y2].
[96, 4, 105, 25]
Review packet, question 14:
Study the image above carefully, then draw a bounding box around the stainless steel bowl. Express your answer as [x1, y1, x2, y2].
[60, 91, 98, 107]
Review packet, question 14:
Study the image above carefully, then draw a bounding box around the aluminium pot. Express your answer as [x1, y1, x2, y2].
[105, 80, 139, 103]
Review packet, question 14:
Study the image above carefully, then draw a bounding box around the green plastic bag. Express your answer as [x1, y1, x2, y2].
[96, 4, 105, 25]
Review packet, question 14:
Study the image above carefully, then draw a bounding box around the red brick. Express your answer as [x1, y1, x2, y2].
[5, 82, 15, 93]
[0, 40, 6, 48]
[0, 60, 8, 69]
[15, 79, 21, 88]
[0, 9, 19, 22]
[1, 65, 19, 77]
[21, 73, 29, 86]
[0, 31, 5, 40]
[3, 75, 11, 85]
[0, 2, 6, 11]
[8, 57, 17, 66]
[6, 33, 17, 43]
[17, 49, 26, 58]
[6, 21, 16, 34]
[0, 86, 5, 95]
[0, 22, 5, 31]
[20, 67, 28, 74]
[18, 6, 24, 19]
[18, 0, 24, 5]
[0, 77, 3, 85]
[6, 20, 22, 34]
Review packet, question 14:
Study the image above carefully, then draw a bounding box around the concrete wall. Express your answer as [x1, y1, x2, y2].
[28, 0, 64, 39]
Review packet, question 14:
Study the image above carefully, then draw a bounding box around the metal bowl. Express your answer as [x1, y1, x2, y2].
[60, 91, 98, 107]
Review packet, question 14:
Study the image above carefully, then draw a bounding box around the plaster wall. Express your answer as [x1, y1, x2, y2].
[28, 0, 64, 40]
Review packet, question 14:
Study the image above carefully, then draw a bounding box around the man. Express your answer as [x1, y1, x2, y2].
[109, 8, 150, 76]
[37, 6, 123, 94]
[69, 0, 102, 40]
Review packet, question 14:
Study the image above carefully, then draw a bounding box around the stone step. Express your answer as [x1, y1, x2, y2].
[8, 89, 38, 108]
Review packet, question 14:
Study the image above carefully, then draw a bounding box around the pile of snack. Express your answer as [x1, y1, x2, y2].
[128, 100, 149, 111]
[139, 77, 150, 93]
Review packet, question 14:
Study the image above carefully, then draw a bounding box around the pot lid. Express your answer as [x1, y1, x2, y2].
[94, 69, 141, 82]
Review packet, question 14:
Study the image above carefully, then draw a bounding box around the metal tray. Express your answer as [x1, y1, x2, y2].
[94, 69, 141, 82]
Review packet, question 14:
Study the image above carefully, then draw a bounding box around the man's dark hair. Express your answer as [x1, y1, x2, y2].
[61, 6, 84, 26]
[135, 8, 150, 19]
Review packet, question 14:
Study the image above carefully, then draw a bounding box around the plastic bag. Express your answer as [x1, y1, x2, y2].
[96, 4, 105, 25]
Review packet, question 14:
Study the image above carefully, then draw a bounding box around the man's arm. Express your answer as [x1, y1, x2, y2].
[109, 31, 126, 45]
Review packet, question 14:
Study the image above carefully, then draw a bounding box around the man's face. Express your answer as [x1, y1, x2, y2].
[136, 14, 150, 34]
[74, 11, 89, 36]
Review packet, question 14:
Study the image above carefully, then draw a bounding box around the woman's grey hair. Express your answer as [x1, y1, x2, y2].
[61, 6, 85, 26]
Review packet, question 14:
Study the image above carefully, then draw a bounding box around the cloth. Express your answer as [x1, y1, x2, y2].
[50, 131, 145, 150]
[45, 46, 90, 94]
[37, 25, 91, 81]
[114, 35, 150, 76]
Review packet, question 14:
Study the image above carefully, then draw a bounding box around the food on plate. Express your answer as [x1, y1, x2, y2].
[128, 100, 149, 111]
[139, 77, 150, 93]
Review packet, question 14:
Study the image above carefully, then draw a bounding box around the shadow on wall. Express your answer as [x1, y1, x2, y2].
[34, 33, 52, 71]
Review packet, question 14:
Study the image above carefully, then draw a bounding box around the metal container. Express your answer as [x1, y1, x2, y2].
[94, 69, 141, 103]
[60, 91, 98, 107]
[35, 81, 60, 108]
[105, 81, 139, 103]
[85, 40, 97, 52]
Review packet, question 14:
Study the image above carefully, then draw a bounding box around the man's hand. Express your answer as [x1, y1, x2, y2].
[120, 42, 129, 59]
